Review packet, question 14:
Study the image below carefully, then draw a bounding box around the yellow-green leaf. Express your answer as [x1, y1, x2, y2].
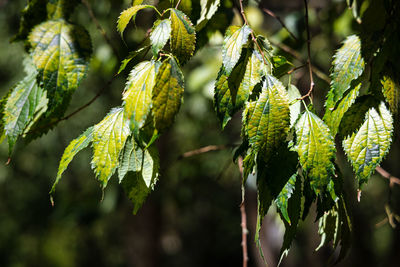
[152, 57, 184, 131]
[196, 0, 220, 30]
[123, 61, 159, 130]
[92, 108, 131, 187]
[342, 102, 393, 187]
[222, 25, 251, 74]
[246, 75, 290, 157]
[287, 84, 301, 128]
[295, 109, 336, 193]
[117, 5, 159, 36]
[51, 126, 94, 194]
[150, 19, 171, 57]
[381, 75, 399, 114]
[169, 8, 196, 64]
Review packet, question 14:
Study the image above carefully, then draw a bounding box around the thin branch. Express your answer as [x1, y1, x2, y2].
[287, 63, 307, 75]
[262, 8, 298, 42]
[175, 0, 182, 9]
[299, 0, 314, 100]
[375, 166, 400, 187]
[81, 0, 121, 61]
[238, 156, 249, 267]
[177, 144, 236, 159]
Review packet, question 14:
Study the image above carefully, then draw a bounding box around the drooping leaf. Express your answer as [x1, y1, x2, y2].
[324, 83, 361, 137]
[295, 109, 336, 194]
[150, 19, 171, 57]
[275, 174, 297, 224]
[117, 5, 159, 36]
[196, 0, 220, 31]
[287, 84, 301, 128]
[51, 126, 94, 194]
[326, 35, 364, 109]
[122, 61, 160, 131]
[381, 75, 399, 114]
[221, 25, 251, 74]
[214, 50, 263, 128]
[169, 8, 196, 64]
[152, 57, 184, 131]
[342, 102, 393, 187]
[28, 19, 92, 117]
[246, 75, 290, 158]
[3, 71, 48, 154]
[91, 108, 131, 187]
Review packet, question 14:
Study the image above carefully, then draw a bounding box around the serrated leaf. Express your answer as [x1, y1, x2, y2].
[222, 25, 251, 74]
[275, 174, 297, 224]
[214, 50, 263, 128]
[169, 9, 196, 64]
[324, 83, 361, 137]
[28, 19, 91, 117]
[326, 35, 364, 109]
[342, 102, 393, 187]
[196, 0, 220, 31]
[381, 75, 399, 114]
[51, 126, 93, 193]
[0, 88, 14, 143]
[117, 5, 159, 36]
[122, 61, 159, 130]
[4, 71, 48, 154]
[92, 108, 131, 187]
[246, 75, 290, 157]
[152, 57, 184, 131]
[287, 84, 301, 128]
[150, 19, 171, 56]
[295, 109, 336, 193]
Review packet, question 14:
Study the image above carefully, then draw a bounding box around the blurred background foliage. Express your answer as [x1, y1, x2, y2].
[0, 0, 400, 266]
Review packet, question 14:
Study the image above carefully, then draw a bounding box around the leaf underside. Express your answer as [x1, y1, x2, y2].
[222, 25, 251, 74]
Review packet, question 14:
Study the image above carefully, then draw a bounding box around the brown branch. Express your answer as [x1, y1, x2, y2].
[81, 0, 121, 61]
[177, 144, 236, 159]
[238, 156, 249, 267]
[262, 8, 298, 42]
[287, 63, 307, 75]
[375, 166, 400, 187]
[299, 0, 314, 100]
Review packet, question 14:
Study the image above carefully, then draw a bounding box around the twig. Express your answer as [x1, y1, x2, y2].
[238, 156, 249, 267]
[262, 8, 298, 42]
[177, 144, 236, 159]
[375, 166, 400, 187]
[175, 0, 182, 9]
[287, 63, 307, 75]
[299, 0, 314, 100]
[81, 0, 121, 61]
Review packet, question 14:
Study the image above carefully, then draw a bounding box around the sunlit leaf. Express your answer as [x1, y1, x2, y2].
[275, 174, 297, 224]
[152, 57, 184, 132]
[287, 84, 301, 128]
[222, 25, 251, 74]
[381, 75, 399, 114]
[295, 109, 336, 193]
[92, 108, 131, 187]
[342, 102, 393, 187]
[150, 19, 171, 57]
[117, 5, 159, 36]
[196, 0, 220, 30]
[169, 8, 196, 64]
[51, 126, 93, 193]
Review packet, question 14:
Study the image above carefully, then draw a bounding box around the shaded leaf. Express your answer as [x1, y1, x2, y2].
[117, 5, 159, 36]
[287, 84, 301, 128]
[122, 61, 160, 130]
[196, 0, 220, 31]
[150, 19, 171, 56]
[92, 108, 131, 187]
[46, 0, 80, 20]
[295, 109, 336, 193]
[381, 75, 399, 114]
[12, 0, 47, 42]
[222, 25, 251, 74]
[169, 9, 196, 64]
[51, 126, 94, 193]
[118, 45, 151, 74]
[152, 57, 184, 131]
[275, 174, 297, 224]
[343, 102, 393, 187]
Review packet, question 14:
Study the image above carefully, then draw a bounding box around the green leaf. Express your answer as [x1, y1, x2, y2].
[0, 88, 14, 143]
[3, 71, 48, 154]
[381, 75, 399, 114]
[222, 25, 251, 74]
[323, 83, 361, 137]
[123, 61, 160, 130]
[169, 9, 196, 64]
[295, 109, 336, 193]
[46, 0, 80, 20]
[287, 84, 301, 128]
[275, 174, 297, 224]
[342, 102, 393, 187]
[196, 0, 220, 31]
[117, 5, 159, 36]
[326, 35, 364, 109]
[92, 108, 131, 187]
[118, 45, 151, 74]
[51, 126, 94, 194]
[246, 75, 290, 157]
[214, 50, 263, 128]
[28, 19, 91, 117]
[150, 19, 171, 57]
[152, 57, 184, 131]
